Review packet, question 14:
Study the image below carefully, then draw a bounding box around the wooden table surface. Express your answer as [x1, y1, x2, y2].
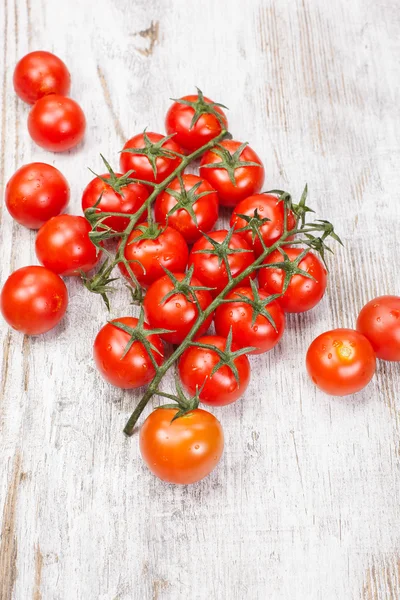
[1, 1, 400, 598]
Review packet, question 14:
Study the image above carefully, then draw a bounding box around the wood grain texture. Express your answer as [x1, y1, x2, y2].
[0, 0, 400, 598]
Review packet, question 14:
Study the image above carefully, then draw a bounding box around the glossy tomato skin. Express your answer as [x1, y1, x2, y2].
[356, 295, 400, 361]
[154, 174, 219, 244]
[81, 174, 149, 232]
[5, 162, 69, 229]
[214, 286, 285, 355]
[28, 95, 86, 152]
[140, 408, 224, 484]
[35, 215, 100, 276]
[306, 328, 376, 396]
[144, 272, 213, 345]
[199, 140, 265, 207]
[178, 335, 251, 406]
[0, 266, 68, 335]
[231, 194, 296, 256]
[165, 94, 228, 152]
[118, 223, 189, 288]
[259, 247, 327, 313]
[120, 132, 183, 186]
[13, 51, 71, 104]
[93, 317, 164, 389]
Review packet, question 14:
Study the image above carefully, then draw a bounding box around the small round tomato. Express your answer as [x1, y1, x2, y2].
[28, 95, 86, 152]
[199, 140, 264, 207]
[118, 223, 189, 288]
[356, 295, 400, 361]
[120, 132, 183, 186]
[306, 329, 376, 396]
[165, 91, 228, 152]
[214, 286, 285, 354]
[178, 335, 251, 406]
[230, 194, 296, 256]
[93, 317, 164, 389]
[35, 214, 100, 276]
[188, 230, 255, 297]
[154, 174, 219, 244]
[0, 266, 68, 335]
[140, 407, 224, 484]
[13, 51, 71, 105]
[259, 247, 327, 313]
[82, 174, 149, 232]
[144, 272, 213, 345]
[5, 162, 69, 229]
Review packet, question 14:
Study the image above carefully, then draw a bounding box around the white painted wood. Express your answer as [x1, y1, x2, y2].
[1, 0, 400, 598]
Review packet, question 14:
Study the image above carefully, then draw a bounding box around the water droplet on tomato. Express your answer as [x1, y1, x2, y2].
[194, 444, 200, 450]
[106, 344, 112, 351]
[376, 317, 381, 322]
[253, 325, 258, 332]
[176, 302, 181, 308]
[391, 310, 400, 319]
[229, 311, 234, 317]
[328, 353, 332, 359]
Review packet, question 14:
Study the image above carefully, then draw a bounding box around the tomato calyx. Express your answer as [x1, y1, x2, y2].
[221, 278, 281, 329]
[120, 131, 183, 179]
[89, 154, 136, 196]
[81, 260, 119, 310]
[194, 227, 252, 270]
[200, 142, 261, 186]
[234, 208, 271, 249]
[165, 173, 214, 226]
[171, 87, 229, 130]
[259, 247, 317, 293]
[156, 377, 202, 421]
[131, 221, 165, 242]
[160, 265, 215, 305]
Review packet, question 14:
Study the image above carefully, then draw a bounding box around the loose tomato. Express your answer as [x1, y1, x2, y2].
[35, 214, 100, 276]
[230, 194, 296, 256]
[199, 140, 264, 207]
[5, 162, 69, 229]
[259, 247, 327, 313]
[93, 316, 164, 389]
[13, 51, 71, 105]
[140, 407, 224, 484]
[118, 223, 189, 288]
[356, 295, 400, 361]
[0, 266, 68, 335]
[306, 328, 376, 396]
[28, 95, 86, 152]
[188, 229, 255, 297]
[178, 335, 251, 406]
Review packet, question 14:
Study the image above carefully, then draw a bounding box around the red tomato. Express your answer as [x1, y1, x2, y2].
[35, 215, 100, 276]
[118, 223, 189, 288]
[188, 230, 255, 297]
[165, 92, 228, 152]
[13, 51, 70, 104]
[230, 194, 296, 256]
[356, 295, 400, 361]
[0, 266, 68, 335]
[140, 408, 224, 484]
[28, 95, 86, 152]
[214, 286, 285, 354]
[81, 174, 149, 232]
[5, 162, 69, 229]
[144, 272, 214, 344]
[120, 132, 183, 186]
[199, 140, 264, 207]
[306, 328, 376, 396]
[259, 247, 327, 313]
[154, 174, 219, 244]
[178, 335, 251, 406]
[93, 317, 164, 389]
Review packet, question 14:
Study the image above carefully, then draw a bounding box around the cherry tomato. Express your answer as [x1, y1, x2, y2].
[178, 335, 251, 406]
[154, 174, 219, 244]
[230, 194, 296, 256]
[28, 95, 86, 152]
[13, 51, 70, 105]
[214, 286, 285, 354]
[35, 214, 100, 276]
[118, 223, 189, 288]
[144, 272, 213, 345]
[259, 247, 327, 313]
[199, 140, 264, 207]
[188, 230, 255, 297]
[165, 92, 228, 152]
[120, 132, 183, 186]
[93, 317, 164, 389]
[140, 408, 224, 484]
[306, 329, 376, 396]
[5, 162, 69, 229]
[356, 295, 400, 361]
[0, 266, 68, 335]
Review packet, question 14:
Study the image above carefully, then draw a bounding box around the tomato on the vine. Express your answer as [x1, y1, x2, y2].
[356, 295, 400, 361]
[13, 51, 71, 105]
